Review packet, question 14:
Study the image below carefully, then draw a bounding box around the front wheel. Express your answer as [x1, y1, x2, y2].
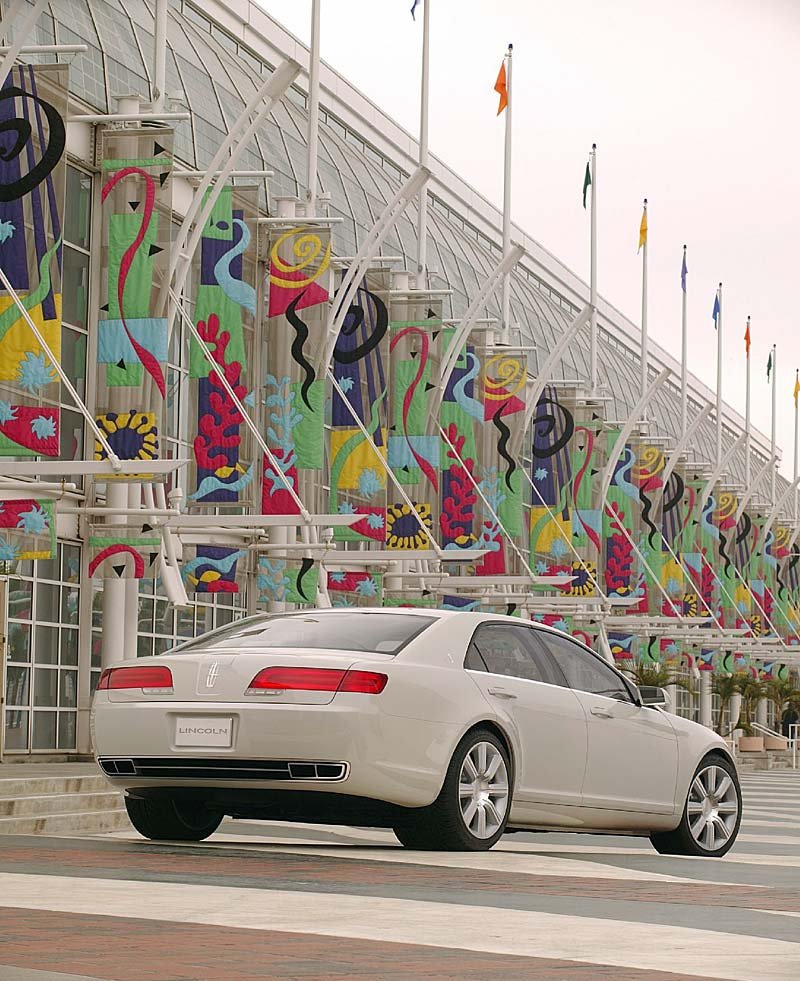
[393, 728, 511, 851]
[125, 796, 223, 841]
[650, 754, 741, 857]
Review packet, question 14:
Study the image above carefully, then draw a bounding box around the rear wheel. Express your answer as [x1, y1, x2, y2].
[124, 797, 223, 842]
[650, 754, 741, 857]
[393, 728, 511, 851]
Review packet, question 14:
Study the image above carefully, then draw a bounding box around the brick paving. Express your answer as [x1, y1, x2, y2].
[0, 909, 725, 981]
[1, 838, 799, 913]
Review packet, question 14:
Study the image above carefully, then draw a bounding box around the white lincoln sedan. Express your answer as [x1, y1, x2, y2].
[93, 608, 741, 855]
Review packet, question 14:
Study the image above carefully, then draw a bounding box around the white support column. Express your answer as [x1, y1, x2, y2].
[589, 144, 598, 393]
[500, 44, 513, 341]
[152, 0, 168, 112]
[306, 0, 321, 214]
[699, 672, 713, 729]
[416, 0, 431, 283]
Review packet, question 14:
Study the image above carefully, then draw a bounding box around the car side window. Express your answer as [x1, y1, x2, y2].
[534, 631, 633, 701]
[467, 623, 566, 687]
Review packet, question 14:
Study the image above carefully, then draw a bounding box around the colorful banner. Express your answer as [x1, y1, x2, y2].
[0, 65, 68, 458]
[0, 498, 55, 561]
[88, 522, 160, 579]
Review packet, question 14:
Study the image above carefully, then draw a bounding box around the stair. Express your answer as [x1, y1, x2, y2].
[0, 768, 131, 835]
[735, 749, 797, 772]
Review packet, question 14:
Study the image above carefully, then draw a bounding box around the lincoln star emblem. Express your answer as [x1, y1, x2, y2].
[205, 662, 220, 688]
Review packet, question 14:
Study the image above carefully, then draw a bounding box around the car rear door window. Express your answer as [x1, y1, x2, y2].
[534, 631, 633, 701]
[466, 623, 566, 687]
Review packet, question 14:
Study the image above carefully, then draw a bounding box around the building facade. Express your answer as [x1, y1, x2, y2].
[0, 0, 796, 756]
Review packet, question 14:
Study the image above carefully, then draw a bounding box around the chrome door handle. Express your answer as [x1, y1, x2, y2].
[488, 687, 517, 699]
[590, 706, 613, 718]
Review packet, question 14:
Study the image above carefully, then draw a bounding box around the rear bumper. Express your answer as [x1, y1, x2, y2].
[92, 696, 458, 808]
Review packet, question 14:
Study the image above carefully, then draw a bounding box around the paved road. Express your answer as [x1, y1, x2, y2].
[0, 769, 798, 980]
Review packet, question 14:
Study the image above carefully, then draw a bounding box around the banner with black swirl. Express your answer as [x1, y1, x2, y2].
[0, 65, 68, 459]
[262, 225, 331, 515]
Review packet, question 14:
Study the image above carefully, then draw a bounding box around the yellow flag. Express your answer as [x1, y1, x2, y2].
[637, 204, 647, 252]
[794, 370, 799, 406]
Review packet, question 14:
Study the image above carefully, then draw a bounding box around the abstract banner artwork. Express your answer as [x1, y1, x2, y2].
[0, 498, 55, 561]
[94, 126, 172, 471]
[326, 570, 382, 607]
[187, 185, 259, 596]
[262, 225, 331, 515]
[0, 66, 68, 458]
[329, 271, 390, 541]
[257, 556, 320, 606]
[87, 522, 160, 580]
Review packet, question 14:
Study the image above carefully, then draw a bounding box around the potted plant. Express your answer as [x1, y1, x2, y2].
[626, 660, 694, 707]
[736, 675, 765, 752]
[711, 673, 740, 737]
[761, 677, 800, 750]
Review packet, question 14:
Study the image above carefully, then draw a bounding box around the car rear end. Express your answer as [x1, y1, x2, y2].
[92, 610, 458, 820]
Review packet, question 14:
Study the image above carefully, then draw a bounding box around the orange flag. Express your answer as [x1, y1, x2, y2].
[744, 318, 751, 357]
[494, 61, 508, 115]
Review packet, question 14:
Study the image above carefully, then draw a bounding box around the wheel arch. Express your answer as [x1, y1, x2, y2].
[461, 719, 516, 785]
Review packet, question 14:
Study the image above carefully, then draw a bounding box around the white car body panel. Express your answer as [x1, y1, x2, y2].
[92, 608, 735, 836]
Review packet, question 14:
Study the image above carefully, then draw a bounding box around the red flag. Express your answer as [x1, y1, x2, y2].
[744, 318, 751, 357]
[494, 61, 508, 115]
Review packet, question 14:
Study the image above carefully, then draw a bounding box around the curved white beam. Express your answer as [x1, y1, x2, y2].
[318, 166, 430, 372]
[657, 402, 713, 499]
[432, 243, 525, 419]
[599, 367, 670, 510]
[0, 0, 47, 88]
[734, 452, 779, 525]
[761, 474, 800, 548]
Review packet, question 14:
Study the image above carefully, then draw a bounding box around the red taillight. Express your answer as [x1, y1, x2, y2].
[246, 666, 387, 694]
[338, 670, 388, 694]
[96, 666, 174, 691]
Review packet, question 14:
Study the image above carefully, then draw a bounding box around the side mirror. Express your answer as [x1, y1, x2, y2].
[638, 685, 669, 708]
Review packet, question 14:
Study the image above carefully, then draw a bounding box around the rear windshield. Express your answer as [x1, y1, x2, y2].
[170, 612, 436, 656]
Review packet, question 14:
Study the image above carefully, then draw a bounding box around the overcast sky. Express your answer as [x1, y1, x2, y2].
[256, 0, 799, 479]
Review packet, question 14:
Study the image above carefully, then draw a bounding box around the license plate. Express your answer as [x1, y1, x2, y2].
[175, 716, 233, 748]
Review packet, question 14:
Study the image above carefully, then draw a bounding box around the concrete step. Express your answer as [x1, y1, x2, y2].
[0, 790, 123, 818]
[0, 807, 131, 836]
[0, 774, 111, 799]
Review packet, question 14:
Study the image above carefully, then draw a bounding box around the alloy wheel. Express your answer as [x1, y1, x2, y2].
[686, 764, 739, 852]
[458, 741, 509, 839]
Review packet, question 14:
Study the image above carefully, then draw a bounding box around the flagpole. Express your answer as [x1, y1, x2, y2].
[415, 0, 431, 285]
[715, 283, 723, 468]
[501, 43, 513, 341]
[745, 316, 751, 488]
[794, 369, 798, 522]
[640, 198, 648, 409]
[680, 244, 688, 439]
[589, 143, 597, 392]
[306, 0, 321, 214]
[771, 343, 777, 503]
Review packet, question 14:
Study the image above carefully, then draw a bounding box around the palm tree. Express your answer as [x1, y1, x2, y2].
[712, 673, 740, 736]
[735, 674, 765, 736]
[762, 678, 800, 730]
[625, 660, 694, 694]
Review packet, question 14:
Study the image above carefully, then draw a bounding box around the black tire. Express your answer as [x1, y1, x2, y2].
[124, 796, 223, 842]
[650, 753, 741, 857]
[393, 727, 512, 851]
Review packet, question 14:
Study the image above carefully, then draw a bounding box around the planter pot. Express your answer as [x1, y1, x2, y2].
[765, 736, 788, 751]
[738, 736, 765, 752]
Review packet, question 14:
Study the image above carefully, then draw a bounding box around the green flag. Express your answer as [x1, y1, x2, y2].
[767, 350, 773, 381]
[582, 160, 592, 209]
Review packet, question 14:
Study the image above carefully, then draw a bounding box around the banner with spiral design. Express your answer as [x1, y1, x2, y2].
[0, 65, 68, 459]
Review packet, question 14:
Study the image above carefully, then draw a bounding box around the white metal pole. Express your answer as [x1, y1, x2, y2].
[640, 198, 648, 407]
[680, 244, 688, 439]
[715, 283, 723, 468]
[745, 316, 751, 488]
[771, 342, 777, 503]
[589, 143, 598, 393]
[153, 0, 168, 112]
[794, 370, 799, 522]
[306, 0, 321, 214]
[501, 43, 513, 341]
[416, 0, 430, 284]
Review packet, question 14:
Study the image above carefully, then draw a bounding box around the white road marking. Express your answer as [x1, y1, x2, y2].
[0, 873, 796, 981]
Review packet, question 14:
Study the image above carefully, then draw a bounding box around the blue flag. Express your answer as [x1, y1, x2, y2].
[681, 252, 687, 293]
[411, 0, 420, 19]
[712, 293, 720, 328]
